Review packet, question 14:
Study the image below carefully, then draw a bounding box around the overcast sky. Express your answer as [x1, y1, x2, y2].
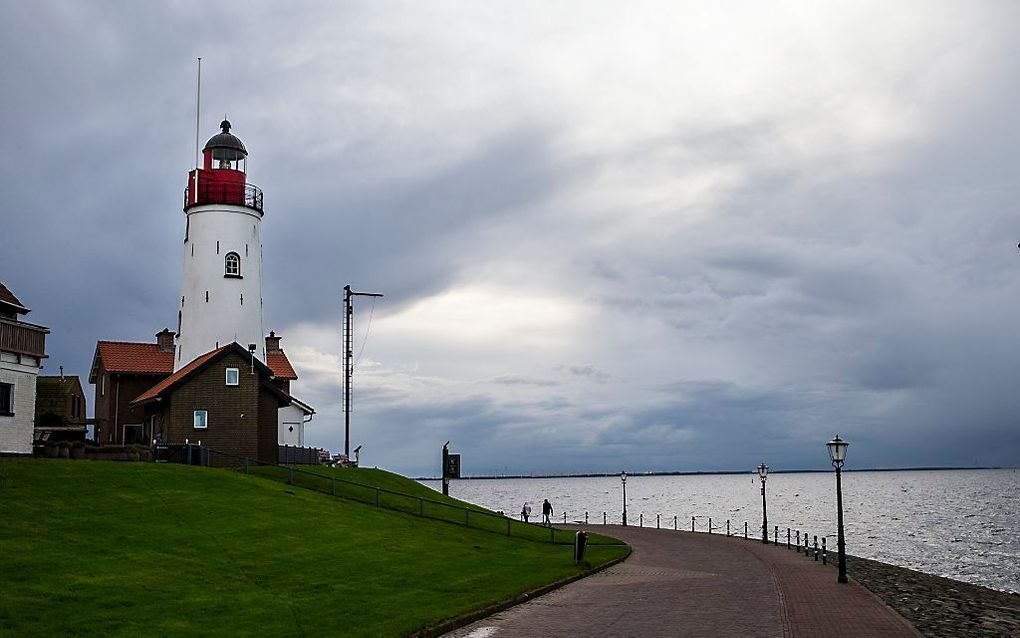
[3, 1, 1020, 476]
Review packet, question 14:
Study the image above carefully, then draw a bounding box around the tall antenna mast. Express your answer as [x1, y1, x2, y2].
[195, 57, 202, 169]
[343, 284, 383, 459]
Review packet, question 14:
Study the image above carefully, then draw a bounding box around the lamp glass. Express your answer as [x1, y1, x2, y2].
[757, 463, 768, 479]
[621, 471, 627, 483]
[826, 435, 849, 463]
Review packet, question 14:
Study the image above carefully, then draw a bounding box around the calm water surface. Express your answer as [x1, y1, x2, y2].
[421, 469, 1019, 593]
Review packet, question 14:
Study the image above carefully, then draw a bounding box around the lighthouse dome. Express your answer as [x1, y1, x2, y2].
[203, 119, 247, 162]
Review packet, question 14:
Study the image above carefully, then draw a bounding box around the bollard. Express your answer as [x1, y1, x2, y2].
[674, 515, 677, 531]
[692, 517, 696, 532]
[814, 536, 819, 561]
[805, 535, 809, 556]
[775, 526, 778, 545]
[787, 528, 791, 549]
[727, 520, 730, 536]
[796, 530, 801, 553]
[822, 537, 827, 564]
[709, 517, 712, 534]
[640, 513, 643, 527]
[585, 511, 589, 525]
[657, 513, 660, 529]
[604, 511, 607, 525]
[564, 512, 567, 524]
[744, 521, 748, 539]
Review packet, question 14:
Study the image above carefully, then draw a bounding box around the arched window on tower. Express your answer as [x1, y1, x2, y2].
[224, 252, 241, 278]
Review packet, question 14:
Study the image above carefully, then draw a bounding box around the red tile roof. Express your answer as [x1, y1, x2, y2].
[0, 281, 29, 313]
[95, 341, 175, 375]
[130, 345, 227, 405]
[267, 351, 298, 380]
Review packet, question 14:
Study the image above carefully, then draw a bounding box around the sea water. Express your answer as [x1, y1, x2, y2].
[421, 469, 1020, 593]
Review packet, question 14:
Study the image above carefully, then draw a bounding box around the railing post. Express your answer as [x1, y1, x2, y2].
[822, 537, 827, 564]
[744, 522, 748, 538]
[775, 525, 778, 545]
[657, 513, 660, 529]
[331, 477, 336, 496]
[585, 511, 588, 525]
[814, 536, 819, 561]
[639, 513, 643, 527]
[692, 516, 695, 532]
[796, 530, 801, 552]
[805, 535, 809, 556]
[603, 511, 607, 525]
[727, 520, 730, 536]
[674, 515, 677, 531]
[708, 517, 712, 534]
[564, 512, 567, 524]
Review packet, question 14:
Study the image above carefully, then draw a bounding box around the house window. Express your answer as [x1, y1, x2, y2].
[225, 368, 239, 386]
[193, 410, 208, 429]
[224, 252, 241, 278]
[0, 382, 13, 415]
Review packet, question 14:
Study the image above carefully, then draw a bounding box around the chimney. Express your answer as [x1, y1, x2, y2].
[156, 328, 176, 353]
[265, 331, 282, 354]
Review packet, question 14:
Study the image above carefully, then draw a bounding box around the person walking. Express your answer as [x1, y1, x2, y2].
[542, 499, 553, 526]
[521, 502, 531, 523]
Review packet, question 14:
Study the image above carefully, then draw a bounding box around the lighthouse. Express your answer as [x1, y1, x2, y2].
[176, 120, 266, 369]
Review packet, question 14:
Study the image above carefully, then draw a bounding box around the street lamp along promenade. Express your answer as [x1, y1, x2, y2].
[826, 435, 850, 584]
[621, 471, 628, 527]
[757, 463, 769, 544]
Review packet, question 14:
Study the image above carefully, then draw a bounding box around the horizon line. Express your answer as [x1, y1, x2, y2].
[413, 465, 1011, 481]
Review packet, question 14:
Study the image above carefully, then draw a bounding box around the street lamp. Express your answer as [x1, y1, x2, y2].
[826, 435, 850, 584]
[621, 471, 628, 526]
[757, 463, 769, 544]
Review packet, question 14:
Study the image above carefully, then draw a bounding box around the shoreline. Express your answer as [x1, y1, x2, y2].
[415, 466, 1012, 481]
[846, 554, 1019, 637]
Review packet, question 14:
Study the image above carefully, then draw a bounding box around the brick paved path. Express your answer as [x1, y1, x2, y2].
[443, 526, 920, 638]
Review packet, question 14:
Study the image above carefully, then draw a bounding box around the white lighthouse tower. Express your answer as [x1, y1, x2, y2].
[176, 119, 266, 369]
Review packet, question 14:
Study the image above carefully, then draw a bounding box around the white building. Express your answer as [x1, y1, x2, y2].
[177, 120, 266, 369]
[0, 282, 48, 455]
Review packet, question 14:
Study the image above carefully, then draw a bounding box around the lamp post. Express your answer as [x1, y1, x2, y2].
[621, 471, 628, 526]
[757, 463, 769, 544]
[826, 435, 849, 584]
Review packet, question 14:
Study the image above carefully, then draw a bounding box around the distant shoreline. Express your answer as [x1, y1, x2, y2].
[414, 466, 1009, 481]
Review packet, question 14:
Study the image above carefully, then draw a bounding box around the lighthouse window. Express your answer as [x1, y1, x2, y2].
[224, 252, 241, 278]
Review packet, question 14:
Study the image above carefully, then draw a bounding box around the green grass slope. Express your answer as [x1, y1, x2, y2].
[0, 459, 626, 637]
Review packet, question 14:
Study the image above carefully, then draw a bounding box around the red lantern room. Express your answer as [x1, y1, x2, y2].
[184, 120, 263, 213]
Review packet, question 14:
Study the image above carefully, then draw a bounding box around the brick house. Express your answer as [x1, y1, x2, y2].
[129, 342, 288, 464]
[34, 372, 88, 442]
[1, 282, 49, 455]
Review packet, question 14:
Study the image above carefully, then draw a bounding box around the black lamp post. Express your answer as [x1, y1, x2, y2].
[826, 435, 849, 584]
[757, 463, 769, 544]
[621, 471, 628, 526]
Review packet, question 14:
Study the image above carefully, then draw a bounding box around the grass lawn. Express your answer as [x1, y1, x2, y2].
[0, 459, 627, 637]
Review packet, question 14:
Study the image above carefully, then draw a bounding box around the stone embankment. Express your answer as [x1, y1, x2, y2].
[847, 555, 1019, 638]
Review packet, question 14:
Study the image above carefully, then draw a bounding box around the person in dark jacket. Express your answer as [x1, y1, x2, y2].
[542, 499, 553, 526]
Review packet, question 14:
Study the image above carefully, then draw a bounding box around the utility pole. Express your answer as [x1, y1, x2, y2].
[343, 284, 383, 459]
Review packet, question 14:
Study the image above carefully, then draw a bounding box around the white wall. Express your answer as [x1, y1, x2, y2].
[278, 403, 306, 446]
[177, 204, 265, 368]
[0, 354, 41, 454]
